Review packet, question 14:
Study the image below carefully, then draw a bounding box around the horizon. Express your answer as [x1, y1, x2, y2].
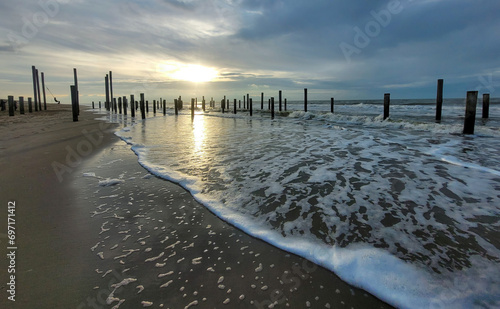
[1, 1, 499, 103]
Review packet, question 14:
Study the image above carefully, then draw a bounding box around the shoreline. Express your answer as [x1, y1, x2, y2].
[0, 106, 393, 308]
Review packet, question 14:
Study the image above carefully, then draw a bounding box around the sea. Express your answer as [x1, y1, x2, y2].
[96, 98, 500, 308]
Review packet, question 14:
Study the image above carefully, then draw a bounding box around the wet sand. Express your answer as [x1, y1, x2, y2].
[0, 105, 394, 308]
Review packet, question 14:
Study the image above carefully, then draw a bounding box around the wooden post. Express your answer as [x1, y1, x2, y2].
[163, 99, 166, 115]
[140, 93, 146, 119]
[304, 88, 308, 112]
[130, 95, 135, 117]
[202, 96, 206, 112]
[224, 95, 227, 110]
[72, 68, 78, 115]
[250, 98, 253, 116]
[146, 100, 149, 113]
[8, 96, 14, 116]
[271, 97, 275, 120]
[243, 95, 246, 110]
[92, 101, 95, 109]
[123, 96, 127, 115]
[113, 98, 117, 113]
[239, 100, 241, 109]
[191, 98, 195, 118]
[233, 99, 237, 114]
[261, 92, 264, 110]
[70, 85, 78, 122]
[118, 97, 123, 114]
[153, 99, 156, 114]
[174, 99, 179, 115]
[19, 97, 25, 115]
[28, 98, 33, 113]
[384, 93, 390, 120]
[32, 66, 38, 112]
[284, 98, 287, 111]
[279, 90, 282, 112]
[268, 98, 270, 110]
[105, 75, 110, 111]
[482, 94, 490, 119]
[41, 72, 47, 110]
[0, 99, 4, 111]
[331, 98, 334, 113]
[463, 91, 478, 134]
[221, 98, 225, 113]
[436, 79, 444, 122]
[99, 101, 101, 109]
[247, 94, 249, 111]
[109, 71, 114, 112]
[36, 69, 42, 111]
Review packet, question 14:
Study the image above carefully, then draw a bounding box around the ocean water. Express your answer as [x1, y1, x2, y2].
[110, 99, 500, 308]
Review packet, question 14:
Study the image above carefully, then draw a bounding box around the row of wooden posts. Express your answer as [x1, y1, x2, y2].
[96, 78, 490, 135]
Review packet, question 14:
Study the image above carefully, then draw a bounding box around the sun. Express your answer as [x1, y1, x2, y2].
[157, 62, 218, 83]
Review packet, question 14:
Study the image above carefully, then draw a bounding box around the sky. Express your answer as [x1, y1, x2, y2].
[0, 0, 499, 103]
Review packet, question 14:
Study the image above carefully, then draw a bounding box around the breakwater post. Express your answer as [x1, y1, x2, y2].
[174, 99, 179, 115]
[191, 98, 195, 118]
[19, 97, 25, 115]
[279, 90, 282, 112]
[113, 98, 117, 114]
[73, 68, 79, 115]
[140, 93, 146, 119]
[482, 94, 490, 119]
[146, 100, 149, 113]
[99, 101, 101, 109]
[261, 92, 264, 110]
[436, 79, 444, 122]
[8, 96, 14, 116]
[463, 91, 478, 134]
[70, 85, 78, 122]
[92, 101, 95, 109]
[163, 100, 166, 115]
[105, 75, 110, 111]
[118, 97, 122, 114]
[331, 98, 334, 113]
[250, 98, 253, 116]
[284, 98, 287, 111]
[304, 88, 308, 112]
[109, 71, 114, 113]
[153, 99, 156, 114]
[28, 98, 33, 113]
[0, 99, 4, 111]
[271, 97, 275, 120]
[130, 95, 135, 117]
[384, 93, 390, 120]
[32, 66, 38, 112]
[123, 96, 127, 116]
[233, 99, 237, 114]
[41, 72, 47, 110]
[202, 96, 206, 112]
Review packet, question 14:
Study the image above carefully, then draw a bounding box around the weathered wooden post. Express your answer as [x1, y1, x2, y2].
[384, 93, 390, 120]
[331, 98, 334, 113]
[92, 101, 95, 109]
[463, 91, 478, 134]
[19, 97, 25, 115]
[284, 98, 287, 111]
[247, 94, 249, 110]
[140, 93, 146, 119]
[123, 96, 127, 115]
[279, 90, 282, 112]
[41, 72, 47, 110]
[153, 99, 156, 114]
[271, 97, 275, 120]
[8, 96, 14, 116]
[243, 95, 246, 110]
[99, 101, 101, 109]
[174, 99, 179, 115]
[28, 98, 33, 113]
[70, 85, 78, 122]
[261, 92, 264, 110]
[202, 96, 206, 112]
[105, 75, 110, 111]
[0, 99, 4, 111]
[250, 98, 253, 116]
[163, 100, 166, 115]
[113, 98, 117, 113]
[36, 69, 42, 111]
[268, 98, 271, 110]
[224, 95, 227, 110]
[130, 95, 135, 117]
[221, 98, 225, 113]
[32, 66, 38, 112]
[482, 94, 490, 119]
[146, 100, 149, 113]
[118, 97, 123, 114]
[304, 88, 308, 112]
[109, 71, 114, 112]
[436, 79, 444, 122]
[233, 99, 237, 114]
[191, 98, 195, 118]
[239, 100, 241, 109]
[72, 68, 78, 115]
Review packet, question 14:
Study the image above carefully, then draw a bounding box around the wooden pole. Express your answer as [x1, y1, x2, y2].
[0, 99, 4, 111]
[463, 91, 478, 135]
[243, 95, 246, 110]
[140, 93, 145, 119]
[130, 94, 135, 117]
[8, 96, 14, 116]
[72, 68, 78, 114]
[384, 93, 390, 120]
[261, 92, 264, 110]
[70, 85, 78, 122]
[109, 71, 114, 112]
[32, 66, 38, 112]
[28, 98, 33, 113]
[174, 99, 178, 115]
[284, 98, 287, 111]
[153, 99, 156, 114]
[163, 99, 166, 115]
[247, 94, 249, 111]
[36, 69, 42, 111]
[105, 75, 110, 111]
[202, 96, 206, 112]
[279, 90, 282, 112]
[92, 101, 95, 109]
[482, 94, 490, 119]
[113, 98, 117, 113]
[436, 79, 444, 122]
[191, 98, 195, 118]
[118, 97, 122, 114]
[304, 88, 308, 112]
[146, 100, 149, 113]
[331, 98, 334, 113]
[271, 97, 275, 120]
[233, 99, 237, 114]
[250, 98, 253, 116]
[123, 96, 127, 115]
[99, 101, 101, 109]
[19, 97, 25, 115]
[221, 98, 225, 113]
[41, 72, 47, 110]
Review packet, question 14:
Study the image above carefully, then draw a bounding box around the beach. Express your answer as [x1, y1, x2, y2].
[0, 106, 394, 308]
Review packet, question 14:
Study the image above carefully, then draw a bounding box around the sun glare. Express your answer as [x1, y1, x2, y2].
[157, 62, 218, 83]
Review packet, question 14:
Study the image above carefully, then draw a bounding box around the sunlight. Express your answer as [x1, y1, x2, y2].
[157, 62, 218, 83]
[192, 115, 207, 156]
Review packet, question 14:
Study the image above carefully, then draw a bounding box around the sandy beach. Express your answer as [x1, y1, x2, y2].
[0, 105, 393, 308]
